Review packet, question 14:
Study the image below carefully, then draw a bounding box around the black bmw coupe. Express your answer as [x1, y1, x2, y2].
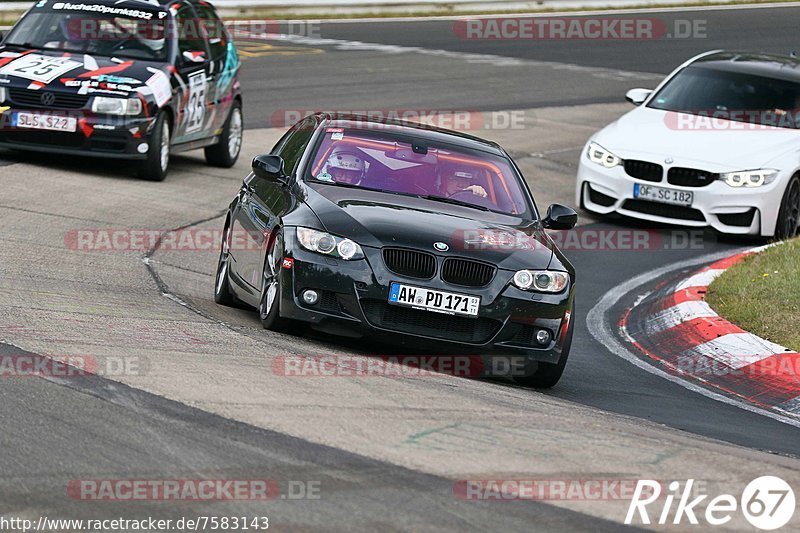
[215, 114, 578, 387]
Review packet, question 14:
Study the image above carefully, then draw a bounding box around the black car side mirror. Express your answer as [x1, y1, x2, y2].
[542, 204, 578, 230]
[252, 154, 286, 181]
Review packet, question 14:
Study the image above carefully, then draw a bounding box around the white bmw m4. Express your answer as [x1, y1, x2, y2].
[577, 51, 800, 238]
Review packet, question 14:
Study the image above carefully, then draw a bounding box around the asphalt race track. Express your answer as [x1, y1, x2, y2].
[2, 4, 800, 531]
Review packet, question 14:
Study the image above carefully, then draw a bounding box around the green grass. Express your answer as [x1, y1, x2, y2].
[706, 238, 800, 351]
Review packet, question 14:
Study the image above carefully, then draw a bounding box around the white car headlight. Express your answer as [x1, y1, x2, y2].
[91, 96, 143, 116]
[512, 270, 569, 293]
[296, 227, 364, 260]
[718, 169, 779, 188]
[587, 142, 622, 168]
[0, 87, 7, 104]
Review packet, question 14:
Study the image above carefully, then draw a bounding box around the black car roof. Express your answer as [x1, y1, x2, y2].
[317, 113, 506, 157]
[691, 51, 800, 83]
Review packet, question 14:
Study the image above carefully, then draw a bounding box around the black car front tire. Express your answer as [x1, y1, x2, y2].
[205, 101, 243, 168]
[138, 112, 171, 182]
[258, 231, 300, 333]
[214, 221, 238, 307]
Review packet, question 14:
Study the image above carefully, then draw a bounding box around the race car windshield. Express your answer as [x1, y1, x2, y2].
[5, 10, 170, 61]
[647, 66, 800, 129]
[306, 128, 531, 216]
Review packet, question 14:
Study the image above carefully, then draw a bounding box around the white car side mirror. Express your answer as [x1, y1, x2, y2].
[625, 88, 653, 106]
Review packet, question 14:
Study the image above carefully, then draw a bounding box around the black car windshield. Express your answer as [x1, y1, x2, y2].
[5, 7, 170, 61]
[305, 127, 531, 216]
[647, 66, 800, 129]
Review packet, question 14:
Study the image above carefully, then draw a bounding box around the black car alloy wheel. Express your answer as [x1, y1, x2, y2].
[259, 231, 289, 330]
[214, 221, 237, 306]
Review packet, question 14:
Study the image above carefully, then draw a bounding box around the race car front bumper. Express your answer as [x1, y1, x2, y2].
[0, 108, 156, 159]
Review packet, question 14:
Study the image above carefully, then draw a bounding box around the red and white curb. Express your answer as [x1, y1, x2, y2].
[621, 244, 800, 418]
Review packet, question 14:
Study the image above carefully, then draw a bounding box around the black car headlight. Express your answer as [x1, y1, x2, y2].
[296, 227, 364, 260]
[513, 270, 569, 293]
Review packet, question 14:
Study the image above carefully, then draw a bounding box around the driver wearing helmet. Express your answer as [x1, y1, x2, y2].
[442, 165, 487, 198]
[322, 147, 367, 185]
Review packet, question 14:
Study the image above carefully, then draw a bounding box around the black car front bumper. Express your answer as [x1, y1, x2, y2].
[278, 230, 574, 376]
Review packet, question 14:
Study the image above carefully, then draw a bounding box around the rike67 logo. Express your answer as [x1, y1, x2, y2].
[626, 477, 795, 530]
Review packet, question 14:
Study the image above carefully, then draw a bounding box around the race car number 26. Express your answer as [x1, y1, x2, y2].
[0, 54, 82, 84]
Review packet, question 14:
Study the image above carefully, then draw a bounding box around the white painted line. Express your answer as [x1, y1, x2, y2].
[242, 31, 662, 80]
[675, 268, 725, 290]
[587, 248, 800, 428]
[645, 300, 717, 335]
[687, 333, 793, 370]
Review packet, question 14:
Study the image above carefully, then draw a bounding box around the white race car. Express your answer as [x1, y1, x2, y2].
[576, 51, 800, 238]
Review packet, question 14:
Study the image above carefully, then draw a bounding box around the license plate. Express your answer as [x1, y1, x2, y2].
[14, 112, 77, 132]
[388, 282, 480, 317]
[634, 183, 693, 206]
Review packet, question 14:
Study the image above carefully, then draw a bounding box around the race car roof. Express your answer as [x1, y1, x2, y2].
[692, 51, 800, 83]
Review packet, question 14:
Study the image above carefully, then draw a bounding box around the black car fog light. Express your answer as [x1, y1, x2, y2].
[535, 329, 551, 345]
[302, 290, 319, 305]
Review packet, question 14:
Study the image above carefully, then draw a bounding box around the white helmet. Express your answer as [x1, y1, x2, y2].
[325, 147, 366, 183]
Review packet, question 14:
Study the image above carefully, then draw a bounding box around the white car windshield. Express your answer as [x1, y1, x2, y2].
[648, 66, 800, 129]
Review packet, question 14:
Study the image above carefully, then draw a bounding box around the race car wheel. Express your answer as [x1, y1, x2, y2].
[513, 303, 574, 389]
[138, 112, 171, 182]
[214, 220, 237, 307]
[205, 101, 243, 168]
[775, 174, 800, 240]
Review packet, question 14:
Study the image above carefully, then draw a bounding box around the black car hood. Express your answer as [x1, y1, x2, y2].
[304, 183, 555, 271]
[0, 47, 167, 99]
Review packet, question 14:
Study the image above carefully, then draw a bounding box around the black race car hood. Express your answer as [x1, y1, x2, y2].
[305, 183, 555, 271]
[0, 47, 167, 99]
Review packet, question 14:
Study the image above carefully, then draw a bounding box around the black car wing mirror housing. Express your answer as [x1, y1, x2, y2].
[252, 154, 287, 182]
[542, 204, 578, 230]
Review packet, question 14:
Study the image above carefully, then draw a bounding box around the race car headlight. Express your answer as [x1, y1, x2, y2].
[296, 227, 364, 260]
[513, 270, 569, 293]
[718, 169, 778, 188]
[587, 142, 622, 168]
[91, 96, 142, 116]
[0, 87, 6, 104]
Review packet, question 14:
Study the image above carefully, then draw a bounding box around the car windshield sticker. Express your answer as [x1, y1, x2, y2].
[0, 54, 82, 84]
[50, 3, 161, 20]
[316, 172, 334, 182]
[140, 68, 171, 107]
[184, 71, 208, 134]
[331, 132, 344, 141]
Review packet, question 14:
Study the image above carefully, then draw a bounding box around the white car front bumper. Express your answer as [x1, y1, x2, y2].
[575, 156, 786, 237]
